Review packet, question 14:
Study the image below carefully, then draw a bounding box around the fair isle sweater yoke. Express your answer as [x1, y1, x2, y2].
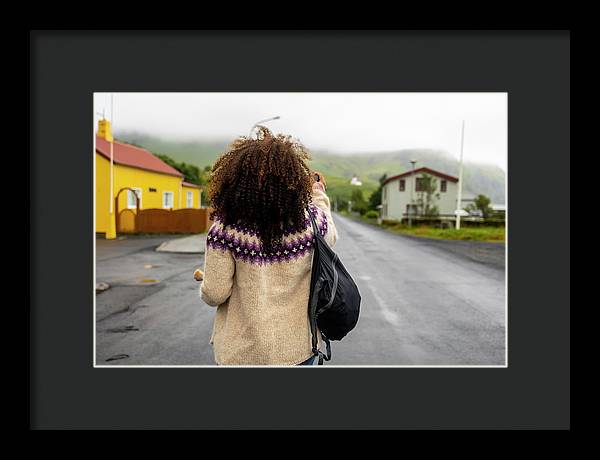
[199, 183, 338, 365]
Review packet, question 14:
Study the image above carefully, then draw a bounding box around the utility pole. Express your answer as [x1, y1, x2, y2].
[109, 93, 114, 214]
[105, 94, 117, 239]
[456, 120, 465, 230]
[408, 159, 417, 227]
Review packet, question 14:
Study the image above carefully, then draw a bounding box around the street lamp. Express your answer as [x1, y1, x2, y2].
[249, 116, 281, 138]
[455, 120, 465, 230]
[408, 159, 417, 227]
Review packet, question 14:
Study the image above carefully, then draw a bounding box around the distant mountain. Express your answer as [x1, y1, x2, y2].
[115, 131, 506, 204]
[114, 131, 229, 167]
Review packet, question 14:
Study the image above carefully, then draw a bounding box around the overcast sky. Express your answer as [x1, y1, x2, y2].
[94, 92, 507, 170]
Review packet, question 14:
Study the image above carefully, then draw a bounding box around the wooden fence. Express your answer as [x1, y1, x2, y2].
[117, 208, 214, 234]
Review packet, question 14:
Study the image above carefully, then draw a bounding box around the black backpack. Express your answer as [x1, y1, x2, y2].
[308, 208, 361, 365]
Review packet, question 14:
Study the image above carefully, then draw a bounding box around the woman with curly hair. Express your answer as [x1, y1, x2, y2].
[199, 126, 338, 365]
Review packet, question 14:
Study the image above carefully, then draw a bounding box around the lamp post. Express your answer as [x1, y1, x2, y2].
[456, 120, 465, 230]
[408, 159, 417, 227]
[249, 116, 280, 138]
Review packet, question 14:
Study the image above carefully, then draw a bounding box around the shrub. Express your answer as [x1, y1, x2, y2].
[363, 210, 379, 219]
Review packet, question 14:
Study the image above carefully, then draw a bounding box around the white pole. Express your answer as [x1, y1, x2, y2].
[409, 160, 416, 227]
[109, 93, 114, 214]
[456, 120, 465, 230]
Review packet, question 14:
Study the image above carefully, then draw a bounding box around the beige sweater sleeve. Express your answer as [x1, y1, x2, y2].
[311, 182, 338, 247]
[200, 226, 235, 307]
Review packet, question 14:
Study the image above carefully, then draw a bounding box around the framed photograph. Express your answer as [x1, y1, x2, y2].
[92, 91, 508, 369]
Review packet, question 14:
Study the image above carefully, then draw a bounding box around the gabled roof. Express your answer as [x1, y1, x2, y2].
[182, 181, 202, 189]
[382, 167, 459, 186]
[95, 135, 183, 178]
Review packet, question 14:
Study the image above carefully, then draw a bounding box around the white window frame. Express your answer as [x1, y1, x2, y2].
[162, 191, 174, 209]
[186, 190, 194, 208]
[127, 187, 142, 209]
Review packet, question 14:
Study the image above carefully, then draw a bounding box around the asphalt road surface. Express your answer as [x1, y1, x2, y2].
[325, 215, 505, 366]
[95, 215, 505, 366]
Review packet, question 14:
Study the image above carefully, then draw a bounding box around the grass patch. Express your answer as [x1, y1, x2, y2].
[335, 211, 504, 242]
[382, 223, 505, 242]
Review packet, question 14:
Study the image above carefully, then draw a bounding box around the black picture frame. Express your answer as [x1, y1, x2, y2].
[30, 30, 570, 430]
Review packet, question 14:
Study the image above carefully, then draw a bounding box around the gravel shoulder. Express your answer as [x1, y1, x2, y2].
[392, 233, 506, 271]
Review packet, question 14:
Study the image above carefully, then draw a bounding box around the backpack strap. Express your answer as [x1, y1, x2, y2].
[309, 278, 321, 357]
[308, 208, 321, 362]
[308, 206, 333, 366]
[319, 333, 332, 364]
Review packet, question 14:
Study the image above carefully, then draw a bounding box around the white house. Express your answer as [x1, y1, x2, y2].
[381, 167, 460, 220]
[350, 175, 362, 186]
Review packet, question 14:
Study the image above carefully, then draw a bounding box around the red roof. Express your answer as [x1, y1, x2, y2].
[95, 135, 183, 178]
[382, 167, 458, 186]
[182, 181, 202, 189]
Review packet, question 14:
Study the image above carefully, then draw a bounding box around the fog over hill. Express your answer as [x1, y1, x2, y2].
[114, 131, 506, 204]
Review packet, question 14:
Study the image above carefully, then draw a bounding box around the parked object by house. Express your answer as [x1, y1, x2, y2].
[95, 118, 207, 236]
[491, 204, 506, 214]
[380, 167, 459, 221]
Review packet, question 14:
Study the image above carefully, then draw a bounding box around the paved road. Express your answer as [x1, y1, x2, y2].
[324, 214, 505, 366]
[95, 215, 505, 366]
[95, 236, 214, 365]
[96, 236, 180, 262]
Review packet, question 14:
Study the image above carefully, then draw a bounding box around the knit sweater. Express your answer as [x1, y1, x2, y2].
[199, 182, 338, 365]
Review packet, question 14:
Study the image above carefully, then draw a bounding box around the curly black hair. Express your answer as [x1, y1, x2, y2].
[208, 126, 313, 253]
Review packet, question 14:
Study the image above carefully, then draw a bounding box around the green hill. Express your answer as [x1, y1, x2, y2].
[115, 131, 229, 167]
[313, 149, 506, 204]
[114, 131, 505, 205]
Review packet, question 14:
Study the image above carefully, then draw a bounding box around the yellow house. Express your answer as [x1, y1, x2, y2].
[95, 118, 203, 238]
[182, 181, 202, 209]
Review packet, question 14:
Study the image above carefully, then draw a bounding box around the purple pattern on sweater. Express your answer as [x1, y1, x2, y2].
[206, 204, 328, 265]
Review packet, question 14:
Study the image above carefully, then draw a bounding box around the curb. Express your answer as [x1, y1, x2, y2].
[155, 236, 206, 254]
[155, 241, 205, 255]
